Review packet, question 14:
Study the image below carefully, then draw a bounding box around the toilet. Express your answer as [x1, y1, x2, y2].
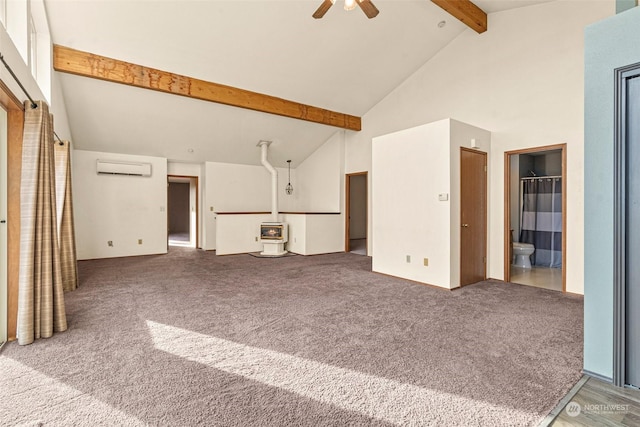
[512, 242, 535, 268]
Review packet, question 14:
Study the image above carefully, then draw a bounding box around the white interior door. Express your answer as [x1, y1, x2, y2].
[0, 107, 8, 345]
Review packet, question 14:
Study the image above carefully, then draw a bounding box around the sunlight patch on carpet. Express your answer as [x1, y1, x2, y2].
[168, 240, 195, 248]
[0, 356, 146, 426]
[147, 320, 534, 425]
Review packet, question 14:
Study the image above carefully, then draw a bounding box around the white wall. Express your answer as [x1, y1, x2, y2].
[73, 150, 168, 259]
[203, 163, 216, 250]
[296, 131, 343, 213]
[301, 214, 345, 255]
[204, 162, 296, 212]
[203, 161, 297, 250]
[373, 119, 452, 287]
[347, 1, 613, 294]
[283, 214, 344, 255]
[284, 214, 306, 254]
[372, 119, 490, 289]
[215, 214, 269, 255]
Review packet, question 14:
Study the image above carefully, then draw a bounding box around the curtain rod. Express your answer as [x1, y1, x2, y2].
[0, 52, 37, 109]
[520, 175, 561, 180]
[0, 52, 64, 145]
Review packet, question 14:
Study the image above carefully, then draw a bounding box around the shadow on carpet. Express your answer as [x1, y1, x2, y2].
[0, 249, 583, 426]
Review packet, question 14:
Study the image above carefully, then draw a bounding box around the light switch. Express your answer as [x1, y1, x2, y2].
[438, 193, 449, 201]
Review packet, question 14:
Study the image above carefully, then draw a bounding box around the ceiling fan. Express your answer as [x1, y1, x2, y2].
[313, 0, 380, 19]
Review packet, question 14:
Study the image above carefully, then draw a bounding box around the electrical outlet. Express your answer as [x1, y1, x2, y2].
[423, 258, 429, 266]
[138, 239, 143, 245]
[108, 241, 113, 247]
[406, 255, 411, 263]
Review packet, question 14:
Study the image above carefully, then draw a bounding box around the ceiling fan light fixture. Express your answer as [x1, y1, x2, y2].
[312, 0, 378, 19]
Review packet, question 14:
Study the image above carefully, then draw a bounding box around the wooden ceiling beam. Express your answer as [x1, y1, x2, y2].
[431, 0, 487, 34]
[53, 45, 361, 131]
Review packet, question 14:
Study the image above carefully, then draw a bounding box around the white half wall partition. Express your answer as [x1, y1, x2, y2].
[73, 150, 168, 259]
[215, 213, 344, 256]
[215, 214, 271, 255]
[284, 214, 344, 255]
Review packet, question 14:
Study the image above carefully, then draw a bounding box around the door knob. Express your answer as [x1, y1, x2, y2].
[462, 223, 469, 227]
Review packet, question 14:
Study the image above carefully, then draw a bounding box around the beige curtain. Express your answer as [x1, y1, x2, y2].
[17, 101, 67, 345]
[54, 141, 78, 292]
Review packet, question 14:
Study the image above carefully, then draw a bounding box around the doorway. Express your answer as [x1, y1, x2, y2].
[0, 106, 7, 346]
[167, 175, 198, 248]
[504, 144, 566, 292]
[345, 172, 367, 255]
[460, 148, 487, 286]
[613, 63, 640, 388]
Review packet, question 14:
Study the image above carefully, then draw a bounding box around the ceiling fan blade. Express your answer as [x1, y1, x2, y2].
[312, 0, 335, 19]
[357, 0, 379, 19]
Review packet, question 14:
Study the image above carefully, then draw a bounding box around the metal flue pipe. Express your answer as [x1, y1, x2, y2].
[258, 140, 278, 222]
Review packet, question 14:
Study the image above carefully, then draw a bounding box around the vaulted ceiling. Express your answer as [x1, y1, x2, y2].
[44, 0, 552, 167]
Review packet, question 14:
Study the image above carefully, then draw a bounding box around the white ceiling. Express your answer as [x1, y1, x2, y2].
[44, 0, 552, 167]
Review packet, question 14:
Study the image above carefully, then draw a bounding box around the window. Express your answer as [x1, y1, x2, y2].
[29, 14, 37, 78]
[0, 0, 7, 29]
[1, 0, 52, 102]
[28, 0, 51, 102]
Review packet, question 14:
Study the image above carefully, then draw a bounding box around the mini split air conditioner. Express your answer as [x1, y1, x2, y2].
[96, 160, 152, 177]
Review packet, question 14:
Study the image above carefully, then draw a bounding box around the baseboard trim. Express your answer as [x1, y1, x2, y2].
[582, 369, 613, 384]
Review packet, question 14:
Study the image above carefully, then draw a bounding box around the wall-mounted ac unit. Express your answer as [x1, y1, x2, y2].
[96, 160, 152, 177]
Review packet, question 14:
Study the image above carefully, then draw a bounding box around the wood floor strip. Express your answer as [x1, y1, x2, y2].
[540, 375, 589, 426]
[550, 376, 640, 426]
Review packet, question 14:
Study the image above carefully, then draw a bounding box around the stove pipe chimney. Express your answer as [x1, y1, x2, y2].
[258, 140, 278, 222]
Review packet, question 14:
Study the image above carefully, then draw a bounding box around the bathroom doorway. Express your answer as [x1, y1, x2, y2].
[167, 175, 198, 248]
[504, 144, 566, 292]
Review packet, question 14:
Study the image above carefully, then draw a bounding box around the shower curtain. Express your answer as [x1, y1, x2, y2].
[519, 177, 562, 268]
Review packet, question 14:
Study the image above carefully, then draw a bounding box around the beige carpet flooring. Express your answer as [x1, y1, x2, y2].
[0, 248, 583, 426]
